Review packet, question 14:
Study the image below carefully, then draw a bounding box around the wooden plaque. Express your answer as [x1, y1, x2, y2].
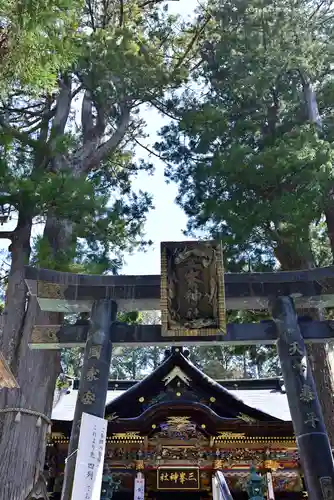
[157, 467, 200, 490]
[161, 240, 225, 336]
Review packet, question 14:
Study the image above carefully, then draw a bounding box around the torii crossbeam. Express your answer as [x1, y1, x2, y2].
[23, 240, 334, 500]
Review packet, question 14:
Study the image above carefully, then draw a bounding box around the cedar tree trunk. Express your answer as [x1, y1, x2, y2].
[0, 213, 67, 500]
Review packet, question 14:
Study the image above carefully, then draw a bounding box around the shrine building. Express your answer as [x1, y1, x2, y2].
[47, 347, 305, 499]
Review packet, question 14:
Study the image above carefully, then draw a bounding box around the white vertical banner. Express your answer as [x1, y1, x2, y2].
[266, 472, 275, 500]
[71, 412, 108, 500]
[134, 474, 145, 500]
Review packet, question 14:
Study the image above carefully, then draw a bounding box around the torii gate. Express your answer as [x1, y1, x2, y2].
[24, 241, 334, 500]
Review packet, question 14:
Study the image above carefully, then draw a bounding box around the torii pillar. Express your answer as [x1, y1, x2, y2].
[270, 296, 334, 500]
[61, 299, 118, 500]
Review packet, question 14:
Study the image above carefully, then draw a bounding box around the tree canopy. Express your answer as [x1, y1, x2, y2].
[156, 0, 334, 268]
[0, 0, 84, 92]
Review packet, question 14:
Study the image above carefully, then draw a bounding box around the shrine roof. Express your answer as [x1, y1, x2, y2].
[51, 349, 291, 422]
[51, 387, 291, 422]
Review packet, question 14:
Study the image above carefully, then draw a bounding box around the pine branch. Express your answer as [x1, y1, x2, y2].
[82, 89, 94, 144]
[149, 97, 181, 121]
[85, 106, 131, 170]
[0, 117, 41, 149]
[132, 136, 173, 168]
[174, 15, 211, 71]
[49, 75, 72, 139]
[119, 0, 124, 27]
[139, 0, 177, 7]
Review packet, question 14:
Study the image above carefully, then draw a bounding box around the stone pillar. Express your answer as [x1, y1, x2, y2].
[61, 299, 118, 500]
[270, 296, 334, 500]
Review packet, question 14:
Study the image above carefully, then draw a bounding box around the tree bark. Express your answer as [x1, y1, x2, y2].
[274, 240, 334, 444]
[0, 212, 76, 499]
[0, 213, 61, 500]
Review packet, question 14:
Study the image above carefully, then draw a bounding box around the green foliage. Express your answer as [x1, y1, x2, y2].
[0, 0, 204, 274]
[60, 347, 84, 380]
[153, 0, 334, 379]
[156, 0, 334, 268]
[0, 0, 83, 92]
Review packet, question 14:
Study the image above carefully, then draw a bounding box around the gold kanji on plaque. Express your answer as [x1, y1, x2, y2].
[157, 468, 199, 490]
[86, 367, 100, 382]
[300, 384, 315, 403]
[88, 345, 102, 359]
[161, 241, 225, 337]
[304, 412, 319, 428]
[289, 342, 305, 357]
[81, 391, 96, 405]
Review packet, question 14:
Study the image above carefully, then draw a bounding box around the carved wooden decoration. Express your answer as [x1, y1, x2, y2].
[37, 281, 67, 299]
[31, 326, 60, 344]
[161, 241, 225, 336]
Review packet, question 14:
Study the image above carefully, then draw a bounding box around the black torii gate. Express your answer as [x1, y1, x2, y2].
[24, 241, 334, 500]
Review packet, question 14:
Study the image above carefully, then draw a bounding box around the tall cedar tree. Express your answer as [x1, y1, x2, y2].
[156, 0, 334, 441]
[0, 1, 205, 498]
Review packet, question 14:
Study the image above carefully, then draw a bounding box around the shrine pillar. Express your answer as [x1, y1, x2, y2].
[270, 296, 334, 500]
[61, 299, 118, 500]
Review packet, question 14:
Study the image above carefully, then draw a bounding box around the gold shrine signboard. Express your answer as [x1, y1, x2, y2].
[157, 467, 200, 490]
[161, 240, 225, 337]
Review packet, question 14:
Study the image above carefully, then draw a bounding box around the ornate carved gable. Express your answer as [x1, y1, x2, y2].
[105, 349, 281, 423]
[162, 366, 191, 386]
[151, 416, 207, 442]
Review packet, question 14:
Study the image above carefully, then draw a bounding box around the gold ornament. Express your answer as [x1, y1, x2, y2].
[237, 413, 257, 424]
[135, 460, 144, 471]
[166, 416, 191, 428]
[263, 460, 281, 471]
[139, 397, 145, 402]
[217, 431, 246, 440]
[113, 431, 141, 440]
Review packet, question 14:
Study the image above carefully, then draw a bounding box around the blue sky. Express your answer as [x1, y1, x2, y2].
[124, 107, 190, 275]
[123, 0, 195, 275]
